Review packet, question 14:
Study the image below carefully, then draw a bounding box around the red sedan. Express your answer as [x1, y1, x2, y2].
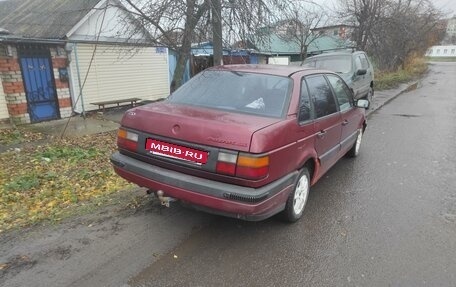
[111, 64, 369, 222]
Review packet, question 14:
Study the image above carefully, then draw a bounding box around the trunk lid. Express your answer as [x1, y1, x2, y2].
[121, 102, 282, 152]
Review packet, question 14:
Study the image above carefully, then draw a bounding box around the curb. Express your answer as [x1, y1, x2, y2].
[366, 80, 419, 117]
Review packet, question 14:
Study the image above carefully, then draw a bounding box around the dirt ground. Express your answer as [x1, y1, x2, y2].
[0, 188, 143, 282]
[0, 186, 212, 287]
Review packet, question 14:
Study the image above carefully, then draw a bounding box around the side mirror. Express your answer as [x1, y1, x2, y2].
[356, 99, 369, 109]
[356, 69, 367, 76]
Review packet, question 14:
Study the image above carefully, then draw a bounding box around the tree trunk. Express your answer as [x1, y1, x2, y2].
[211, 0, 223, 66]
[171, 0, 209, 90]
[300, 45, 307, 62]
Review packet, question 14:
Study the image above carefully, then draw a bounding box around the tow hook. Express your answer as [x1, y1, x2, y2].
[155, 190, 176, 207]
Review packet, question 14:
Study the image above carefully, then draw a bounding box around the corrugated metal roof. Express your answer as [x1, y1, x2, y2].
[254, 34, 348, 55]
[0, 0, 101, 39]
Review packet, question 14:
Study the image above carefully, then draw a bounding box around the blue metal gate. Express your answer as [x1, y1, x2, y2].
[19, 46, 60, 123]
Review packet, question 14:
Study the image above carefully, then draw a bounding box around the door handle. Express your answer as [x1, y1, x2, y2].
[342, 120, 349, 126]
[317, 130, 327, 138]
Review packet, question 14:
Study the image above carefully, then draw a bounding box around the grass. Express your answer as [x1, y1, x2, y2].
[0, 128, 46, 145]
[0, 131, 133, 232]
[375, 57, 428, 91]
[425, 57, 456, 62]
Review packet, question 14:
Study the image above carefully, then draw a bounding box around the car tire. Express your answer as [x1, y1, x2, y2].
[283, 167, 310, 223]
[347, 128, 363, 157]
[366, 86, 374, 104]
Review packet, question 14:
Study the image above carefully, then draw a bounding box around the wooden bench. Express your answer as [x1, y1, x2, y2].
[91, 97, 141, 112]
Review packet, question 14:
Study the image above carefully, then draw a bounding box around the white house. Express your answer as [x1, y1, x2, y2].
[426, 45, 456, 57]
[0, 0, 169, 124]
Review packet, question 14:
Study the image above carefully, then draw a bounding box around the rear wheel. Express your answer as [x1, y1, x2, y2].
[347, 128, 363, 157]
[283, 167, 310, 222]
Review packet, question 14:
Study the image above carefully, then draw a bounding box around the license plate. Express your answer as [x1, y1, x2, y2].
[145, 139, 208, 164]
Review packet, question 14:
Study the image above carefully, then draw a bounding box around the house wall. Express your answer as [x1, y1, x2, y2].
[268, 56, 290, 65]
[0, 74, 7, 121]
[69, 43, 169, 113]
[68, 0, 147, 42]
[0, 45, 72, 125]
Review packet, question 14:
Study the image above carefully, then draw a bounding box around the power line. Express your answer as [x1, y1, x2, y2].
[60, 0, 109, 138]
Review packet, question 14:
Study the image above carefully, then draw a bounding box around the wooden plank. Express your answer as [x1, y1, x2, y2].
[90, 97, 141, 111]
[91, 97, 141, 106]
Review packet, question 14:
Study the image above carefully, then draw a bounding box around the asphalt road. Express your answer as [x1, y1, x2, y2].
[128, 62, 456, 286]
[1, 62, 455, 287]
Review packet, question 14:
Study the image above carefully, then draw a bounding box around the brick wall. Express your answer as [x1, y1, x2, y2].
[0, 47, 29, 124]
[0, 45, 73, 125]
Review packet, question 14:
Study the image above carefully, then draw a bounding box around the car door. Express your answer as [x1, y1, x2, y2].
[326, 74, 361, 155]
[305, 75, 342, 173]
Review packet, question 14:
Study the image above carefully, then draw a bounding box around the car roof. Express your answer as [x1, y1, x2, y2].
[306, 51, 366, 60]
[209, 64, 319, 77]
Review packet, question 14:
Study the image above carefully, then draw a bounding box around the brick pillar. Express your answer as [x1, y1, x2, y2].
[51, 46, 73, 119]
[0, 45, 30, 124]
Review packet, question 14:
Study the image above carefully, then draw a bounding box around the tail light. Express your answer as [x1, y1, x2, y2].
[117, 128, 138, 151]
[216, 152, 237, 176]
[216, 151, 269, 180]
[236, 153, 269, 180]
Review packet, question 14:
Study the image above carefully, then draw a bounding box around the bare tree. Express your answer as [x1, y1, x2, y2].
[369, 0, 443, 70]
[119, 0, 209, 88]
[117, 0, 287, 89]
[338, 0, 443, 70]
[277, 1, 328, 62]
[337, 0, 388, 51]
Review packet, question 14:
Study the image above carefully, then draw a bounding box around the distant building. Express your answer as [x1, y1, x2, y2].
[249, 21, 352, 63]
[426, 45, 456, 57]
[311, 24, 357, 41]
[444, 17, 456, 44]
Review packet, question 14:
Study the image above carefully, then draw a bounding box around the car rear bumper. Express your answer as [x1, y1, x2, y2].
[111, 152, 297, 221]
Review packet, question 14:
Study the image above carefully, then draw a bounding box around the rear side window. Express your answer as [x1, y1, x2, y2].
[354, 56, 363, 70]
[168, 70, 292, 118]
[304, 55, 352, 74]
[358, 54, 370, 69]
[326, 74, 353, 112]
[299, 79, 312, 122]
[306, 75, 337, 118]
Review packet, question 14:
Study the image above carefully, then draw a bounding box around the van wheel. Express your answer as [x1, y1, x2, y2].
[347, 128, 363, 157]
[283, 167, 310, 222]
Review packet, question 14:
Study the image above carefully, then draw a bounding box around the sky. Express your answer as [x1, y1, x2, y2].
[433, 0, 456, 16]
[316, 0, 456, 17]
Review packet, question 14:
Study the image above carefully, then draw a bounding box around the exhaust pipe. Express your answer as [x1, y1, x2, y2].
[155, 190, 176, 207]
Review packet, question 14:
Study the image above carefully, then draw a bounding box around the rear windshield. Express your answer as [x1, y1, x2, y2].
[304, 55, 352, 74]
[167, 70, 292, 118]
